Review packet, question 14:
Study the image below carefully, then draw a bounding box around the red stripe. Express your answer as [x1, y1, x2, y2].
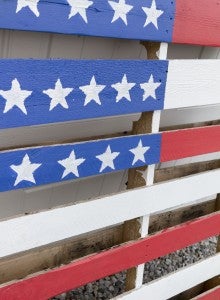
[160, 125, 220, 162]
[192, 286, 220, 300]
[0, 213, 219, 300]
[173, 0, 220, 46]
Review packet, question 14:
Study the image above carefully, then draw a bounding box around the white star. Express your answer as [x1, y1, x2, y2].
[58, 150, 85, 178]
[96, 145, 120, 172]
[142, 0, 164, 29]
[140, 74, 161, 101]
[43, 79, 73, 111]
[129, 140, 150, 165]
[67, 0, 93, 23]
[0, 79, 32, 115]
[16, 0, 40, 17]
[108, 0, 133, 25]
[10, 154, 41, 186]
[79, 76, 106, 106]
[111, 74, 136, 102]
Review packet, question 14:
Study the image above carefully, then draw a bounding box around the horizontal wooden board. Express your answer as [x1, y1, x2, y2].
[0, 60, 167, 129]
[0, 1, 220, 46]
[0, 213, 219, 299]
[161, 126, 220, 162]
[191, 286, 220, 300]
[0, 60, 220, 130]
[117, 255, 220, 300]
[0, 169, 219, 258]
[165, 60, 220, 109]
[0, 125, 219, 192]
[173, 0, 220, 47]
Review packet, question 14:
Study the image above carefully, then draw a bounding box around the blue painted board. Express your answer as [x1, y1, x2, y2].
[0, 59, 168, 129]
[0, 0, 175, 42]
[0, 133, 161, 192]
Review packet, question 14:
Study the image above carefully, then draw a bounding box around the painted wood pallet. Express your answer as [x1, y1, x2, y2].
[0, 9, 219, 298]
[0, 59, 219, 129]
[0, 125, 219, 192]
[0, 0, 219, 46]
[0, 169, 219, 258]
[0, 213, 219, 299]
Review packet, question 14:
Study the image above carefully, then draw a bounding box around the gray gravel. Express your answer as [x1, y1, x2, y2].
[52, 237, 217, 300]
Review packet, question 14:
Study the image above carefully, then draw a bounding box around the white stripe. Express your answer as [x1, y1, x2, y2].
[165, 60, 220, 109]
[115, 254, 220, 300]
[0, 169, 219, 258]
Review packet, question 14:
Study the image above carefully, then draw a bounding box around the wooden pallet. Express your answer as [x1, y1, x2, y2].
[0, 1, 219, 299]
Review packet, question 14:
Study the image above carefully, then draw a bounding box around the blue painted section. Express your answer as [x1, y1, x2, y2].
[0, 133, 161, 192]
[0, 0, 175, 42]
[0, 59, 168, 129]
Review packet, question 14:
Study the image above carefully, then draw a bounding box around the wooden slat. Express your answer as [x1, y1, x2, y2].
[190, 286, 220, 300]
[164, 60, 220, 109]
[0, 125, 219, 192]
[0, 1, 219, 46]
[116, 255, 220, 300]
[0, 213, 219, 299]
[0, 169, 219, 258]
[0, 60, 220, 130]
[0, 59, 167, 129]
[160, 125, 220, 162]
[173, 0, 220, 47]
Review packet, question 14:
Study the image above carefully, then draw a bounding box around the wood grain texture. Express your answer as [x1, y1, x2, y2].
[0, 125, 219, 192]
[0, 60, 219, 130]
[116, 255, 220, 300]
[191, 286, 220, 300]
[0, 59, 168, 129]
[173, 0, 220, 46]
[0, 1, 220, 46]
[160, 125, 220, 162]
[0, 213, 219, 299]
[165, 60, 220, 109]
[0, 160, 217, 286]
[0, 169, 219, 258]
[0, 0, 175, 42]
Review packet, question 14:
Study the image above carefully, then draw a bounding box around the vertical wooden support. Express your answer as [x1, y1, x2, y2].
[123, 42, 168, 291]
[202, 193, 220, 292]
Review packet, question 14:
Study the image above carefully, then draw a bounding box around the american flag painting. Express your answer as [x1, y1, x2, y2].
[0, 0, 219, 46]
[0, 60, 168, 129]
[0, 59, 220, 130]
[0, 125, 219, 192]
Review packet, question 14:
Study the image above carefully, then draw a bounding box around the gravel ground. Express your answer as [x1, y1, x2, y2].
[52, 237, 217, 300]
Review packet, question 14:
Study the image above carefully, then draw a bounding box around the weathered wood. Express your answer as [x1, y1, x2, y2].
[0, 169, 219, 259]
[0, 224, 123, 285]
[0, 200, 214, 286]
[0, 1, 220, 46]
[202, 194, 220, 293]
[190, 286, 220, 300]
[116, 255, 220, 300]
[0, 160, 217, 286]
[154, 159, 220, 183]
[149, 199, 216, 233]
[0, 213, 219, 299]
[123, 41, 163, 290]
[1, 125, 219, 192]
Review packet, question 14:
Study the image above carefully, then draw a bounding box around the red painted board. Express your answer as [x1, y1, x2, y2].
[192, 286, 220, 300]
[173, 0, 220, 47]
[160, 125, 220, 162]
[0, 212, 219, 300]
